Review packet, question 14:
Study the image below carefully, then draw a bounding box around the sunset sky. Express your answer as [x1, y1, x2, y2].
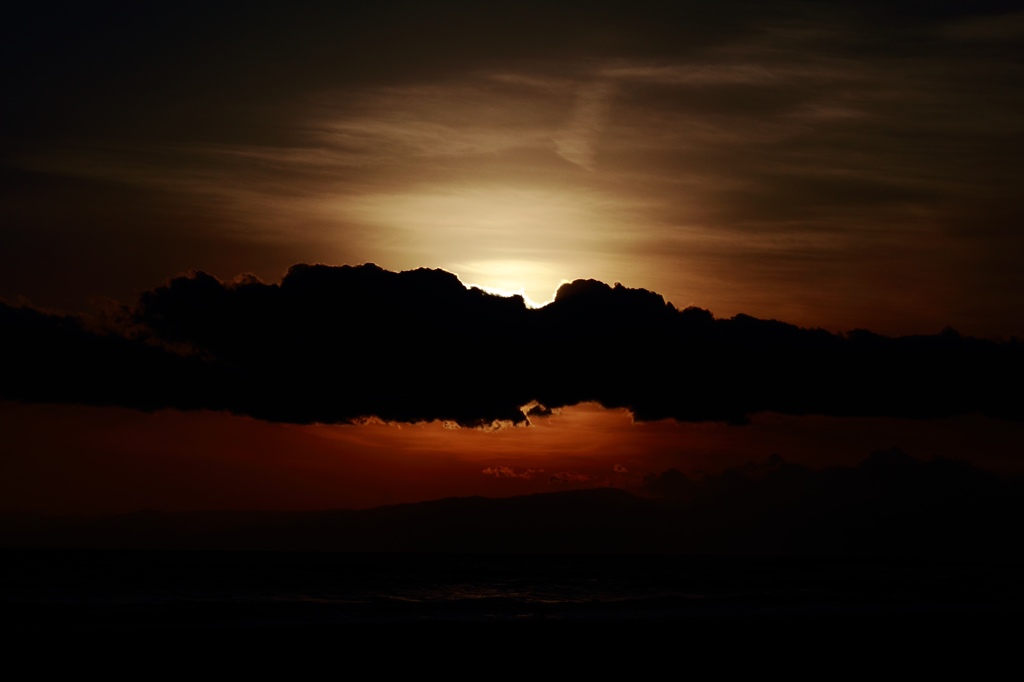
[3, 1, 1023, 515]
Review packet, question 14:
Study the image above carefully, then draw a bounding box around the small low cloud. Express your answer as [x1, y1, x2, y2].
[482, 466, 544, 480]
[549, 471, 597, 484]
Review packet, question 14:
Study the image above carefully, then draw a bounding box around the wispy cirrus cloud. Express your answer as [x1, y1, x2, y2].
[6, 2, 1023, 336]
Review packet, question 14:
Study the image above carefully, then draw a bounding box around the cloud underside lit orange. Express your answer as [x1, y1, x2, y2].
[3, 401, 1022, 515]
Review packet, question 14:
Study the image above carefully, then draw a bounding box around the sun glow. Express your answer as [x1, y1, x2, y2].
[335, 184, 626, 307]
[453, 259, 569, 308]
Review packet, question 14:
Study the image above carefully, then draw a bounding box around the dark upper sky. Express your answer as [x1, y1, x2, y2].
[4, 0, 1024, 336]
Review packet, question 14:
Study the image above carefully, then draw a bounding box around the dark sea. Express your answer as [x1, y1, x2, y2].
[3, 550, 1022, 640]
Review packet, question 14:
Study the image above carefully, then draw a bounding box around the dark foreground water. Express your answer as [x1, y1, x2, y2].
[2, 550, 1022, 633]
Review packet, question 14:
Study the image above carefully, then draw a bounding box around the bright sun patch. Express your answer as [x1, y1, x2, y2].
[335, 184, 624, 307]
[456, 259, 569, 307]
[454, 259, 568, 308]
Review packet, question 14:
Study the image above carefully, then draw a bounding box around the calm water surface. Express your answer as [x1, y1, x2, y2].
[2, 550, 1021, 630]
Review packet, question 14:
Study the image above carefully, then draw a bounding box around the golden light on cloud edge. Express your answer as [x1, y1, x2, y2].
[458, 262, 574, 309]
[333, 184, 639, 307]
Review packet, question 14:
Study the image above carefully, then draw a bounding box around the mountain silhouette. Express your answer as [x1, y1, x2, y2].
[4, 452, 1020, 557]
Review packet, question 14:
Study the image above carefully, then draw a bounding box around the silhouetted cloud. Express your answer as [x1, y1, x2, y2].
[2, 263, 1021, 426]
[525, 403, 554, 418]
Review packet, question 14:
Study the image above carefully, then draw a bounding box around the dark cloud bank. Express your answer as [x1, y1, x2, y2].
[3, 263, 1021, 426]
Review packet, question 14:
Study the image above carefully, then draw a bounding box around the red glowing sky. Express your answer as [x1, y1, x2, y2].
[3, 401, 1021, 515]
[2, 3, 1023, 515]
